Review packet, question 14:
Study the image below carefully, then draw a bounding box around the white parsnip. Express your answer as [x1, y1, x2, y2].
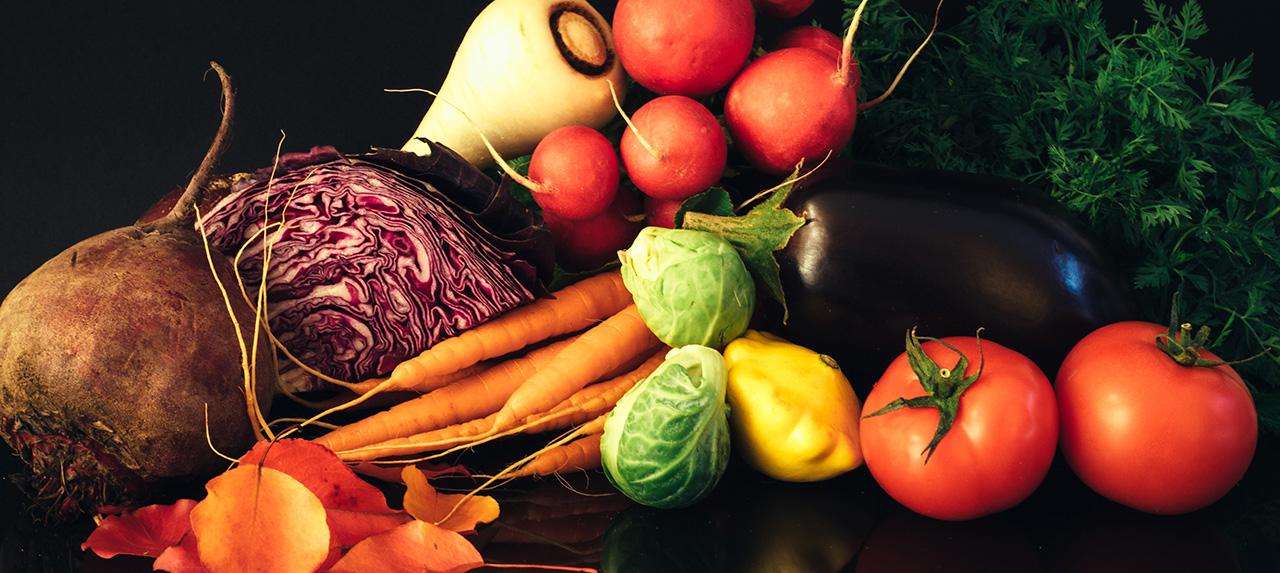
[403, 0, 627, 167]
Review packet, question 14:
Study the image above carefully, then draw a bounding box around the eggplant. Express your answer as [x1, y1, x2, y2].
[758, 162, 1135, 388]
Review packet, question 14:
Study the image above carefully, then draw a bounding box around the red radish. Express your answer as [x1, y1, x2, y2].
[754, 0, 813, 19]
[725, 47, 856, 175]
[612, 0, 754, 97]
[617, 95, 727, 201]
[524, 125, 619, 220]
[416, 89, 622, 221]
[645, 197, 682, 228]
[771, 25, 844, 63]
[546, 194, 644, 271]
[613, 186, 645, 218]
[725, 0, 941, 175]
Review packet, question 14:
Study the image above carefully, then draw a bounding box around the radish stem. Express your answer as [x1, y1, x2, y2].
[859, 0, 944, 112]
[389, 87, 543, 193]
[607, 80, 659, 159]
[837, 0, 869, 87]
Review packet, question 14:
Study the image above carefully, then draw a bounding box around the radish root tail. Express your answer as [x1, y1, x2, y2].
[435, 423, 593, 527]
[607, 80, 658, 159]
[736, 150, 833, 211]
[386, 87, 542, 193]
[858, 0, 944, 113]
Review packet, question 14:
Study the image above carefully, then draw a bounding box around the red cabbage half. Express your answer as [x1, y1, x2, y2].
[200, 143, 553, 391]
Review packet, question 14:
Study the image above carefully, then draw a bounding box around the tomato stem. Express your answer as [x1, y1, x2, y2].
[1156, 292, 1272, 368]
[863, 328, 985, 463]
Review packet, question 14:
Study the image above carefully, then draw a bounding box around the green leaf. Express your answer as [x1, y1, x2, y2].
[674, 187, 733, 228]
[492, 154, 537, 211]
[680, 174, 807, 320]
[547, 261, 620, 292]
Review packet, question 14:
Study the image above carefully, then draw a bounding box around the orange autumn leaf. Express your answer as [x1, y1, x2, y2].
[240, 439, 392, 513]
[189, 465, 330, 573]
[327, 520, 482, 573]
[81, 499, 197, 559]
[153, 532, 209, 573]
[327, 508, 410, 548]
[402, 466, 499, 533]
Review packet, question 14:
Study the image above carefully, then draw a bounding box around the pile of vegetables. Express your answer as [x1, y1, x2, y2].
[0, 0, 1274, 569]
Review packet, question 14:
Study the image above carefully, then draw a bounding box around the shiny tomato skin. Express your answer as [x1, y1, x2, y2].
[1056, 321, 1257, 515]
[860, 337, 1058, 521]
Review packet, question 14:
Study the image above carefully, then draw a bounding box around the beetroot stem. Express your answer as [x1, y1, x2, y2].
[164, 61, 235, 225]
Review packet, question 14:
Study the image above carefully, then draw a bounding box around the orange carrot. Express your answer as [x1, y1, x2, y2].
[316, 336, 578, 453]
[432, 415, 611, 527]
[337, 346, 663, 462]
[379, 272, 630, 392]
[520, 350, 664, 434]
[491, 305, 656, 432]
[506, 432, 602, 479]
[342, 361, 491, 395]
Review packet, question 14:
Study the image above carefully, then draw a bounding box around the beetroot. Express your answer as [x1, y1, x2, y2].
[0, 64, 274, 521]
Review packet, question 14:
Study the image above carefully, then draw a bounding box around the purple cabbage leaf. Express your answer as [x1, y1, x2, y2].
[199, 142, 553, 392]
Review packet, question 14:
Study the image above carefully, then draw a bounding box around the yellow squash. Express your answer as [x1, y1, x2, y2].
[724, 330, 863, 482]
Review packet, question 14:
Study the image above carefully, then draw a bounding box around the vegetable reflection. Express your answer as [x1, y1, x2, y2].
[855, 509, 1040, 573]
[1049, 506, 1240, 573]
[600, 474, 873, 572]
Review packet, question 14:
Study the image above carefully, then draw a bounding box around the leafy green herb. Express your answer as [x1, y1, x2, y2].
[487, 154, 537, 211]
[681, 174, 806, 320]
[843, 0, 1280, 428]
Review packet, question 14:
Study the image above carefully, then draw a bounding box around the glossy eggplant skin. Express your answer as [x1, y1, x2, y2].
[762, 162, 1135, 389]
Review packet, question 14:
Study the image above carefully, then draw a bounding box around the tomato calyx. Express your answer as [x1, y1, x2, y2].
[864, 328, 985, 463]
[1155, 293, 1271, 368]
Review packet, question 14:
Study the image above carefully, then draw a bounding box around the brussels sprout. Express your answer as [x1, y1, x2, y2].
[601, 345, 731, 509]
[619, 227, 754, 350]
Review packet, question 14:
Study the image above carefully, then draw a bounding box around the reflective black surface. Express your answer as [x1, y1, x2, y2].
[5, 439, 1277, 572]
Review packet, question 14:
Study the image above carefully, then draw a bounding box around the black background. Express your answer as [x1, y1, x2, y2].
[2, 1, 1278, 571]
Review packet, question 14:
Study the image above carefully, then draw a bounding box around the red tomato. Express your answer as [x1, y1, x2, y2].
[1056, 321, 1257, 515]
[860, 335, 1058, 521]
